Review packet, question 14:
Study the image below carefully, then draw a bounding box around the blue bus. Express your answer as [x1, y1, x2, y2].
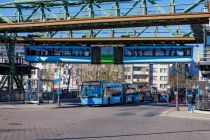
[80, 81, 139, 105]
[25, 45, 91, 63]
[123, 45, 193, 64]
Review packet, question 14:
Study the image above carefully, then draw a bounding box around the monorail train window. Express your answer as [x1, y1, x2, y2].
[170, 49, 177, 56]
[47, 49, 52, 56]
[59, 48, 65, 56]
[72, 49, 79, 56]
[27, 48, 36, 55]
[142, 49, 153, 56]
[156, 48, 171, 56]
[54, 48, 61, 56]
[165, 49, 171, 56]
[136, 49, 142, 56]
[132, 49, 142, 56]
[177, 49, 184, 56]
[184, 48, 191, 56]
[79, 49, 85, 56]
[41, 49, 48, 56]
[156, 49, 165, 56]
[124, 49, 132, 56]
[84, 49, 90, 56]
[36, 49, 41, 55]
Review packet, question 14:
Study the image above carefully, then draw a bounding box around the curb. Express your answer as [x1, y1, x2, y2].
[194, 110, 210, 115]
[160, 107, 210, 121]
[164, 114, 210, 121]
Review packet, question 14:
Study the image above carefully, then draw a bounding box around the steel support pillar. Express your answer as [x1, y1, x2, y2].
[0, 34, 25, 101]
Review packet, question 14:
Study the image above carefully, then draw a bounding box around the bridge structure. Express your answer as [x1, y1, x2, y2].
[0, 0, 209, 99]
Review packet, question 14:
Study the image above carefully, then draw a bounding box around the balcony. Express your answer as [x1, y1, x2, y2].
[133, 78, 149, 83]
[133, 71, 149, 75]
[124, 71, 132, 75]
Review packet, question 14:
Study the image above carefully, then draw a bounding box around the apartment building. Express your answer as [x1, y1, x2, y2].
[124, 64, 170, 93]
[124, 64, 150, 89]
[150, 64, 169, 92]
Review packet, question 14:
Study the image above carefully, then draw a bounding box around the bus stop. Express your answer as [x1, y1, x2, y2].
[25, 78, 54, 104]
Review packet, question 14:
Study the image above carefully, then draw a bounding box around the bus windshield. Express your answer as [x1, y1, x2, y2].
[81, 82, 102, 98]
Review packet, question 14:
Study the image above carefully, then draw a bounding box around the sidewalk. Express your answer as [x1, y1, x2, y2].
[0, 100, 81, 109]
[161, 106, 210, 121]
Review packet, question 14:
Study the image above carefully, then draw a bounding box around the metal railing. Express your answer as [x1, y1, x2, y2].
[195, 97, 210, 111]
[0, 55, 28, 65]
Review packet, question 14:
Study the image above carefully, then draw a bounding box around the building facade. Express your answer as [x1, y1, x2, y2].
[124, 64, 170, 93]
[124, 64, 150, 89]
[31, 63, 80, 91]
[150, 64, 169, 92]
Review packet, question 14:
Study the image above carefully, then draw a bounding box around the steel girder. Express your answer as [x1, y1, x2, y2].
[0, 0, 206, 39]
[0, 34, 25, 101]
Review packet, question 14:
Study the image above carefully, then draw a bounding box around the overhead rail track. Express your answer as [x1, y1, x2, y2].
[12, 37, 203, 45]
[0, 12, 209, 33]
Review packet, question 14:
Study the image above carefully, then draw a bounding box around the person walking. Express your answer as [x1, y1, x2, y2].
[192, 91, 196, 110]
[187, 93, 193, 113]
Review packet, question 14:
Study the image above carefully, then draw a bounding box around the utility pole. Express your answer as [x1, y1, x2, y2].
[57, 63, 61, 106]
[176, 62, 179, 111]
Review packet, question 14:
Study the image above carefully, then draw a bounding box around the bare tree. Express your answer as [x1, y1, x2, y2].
[80, 64, 125, 82]
[44, 64, 55, 80]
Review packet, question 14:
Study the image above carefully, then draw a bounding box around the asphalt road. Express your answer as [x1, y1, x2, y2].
[0, 103, 210, 140]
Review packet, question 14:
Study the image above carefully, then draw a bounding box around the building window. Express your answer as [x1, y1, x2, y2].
[133, 75, 138, 79]
[153, 68, 157, 73]
[31, 70, 36, 75]
[126, 75, 131, 79]
[133, 67, 148, 72]
[133, 67, 140, 71]
[141, 67, 148, 72]
[160, 68, 168, 73]
[63, 80, 66, 85]
[125, 67, 131, 72]
[150, 76, 157, 80]
[160, 84, 167, 89]
[153, 84, 157, 87]
[139, 76, 147, 79]
[160, 76, 167, 81]
[153, 76, 157, 80]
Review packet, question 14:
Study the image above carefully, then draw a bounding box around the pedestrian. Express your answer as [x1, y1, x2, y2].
[192, 91, 196, 110]
[187, 93, 193, 113]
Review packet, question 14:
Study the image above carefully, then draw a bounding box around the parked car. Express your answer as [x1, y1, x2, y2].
[158, 94, 167, 102]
